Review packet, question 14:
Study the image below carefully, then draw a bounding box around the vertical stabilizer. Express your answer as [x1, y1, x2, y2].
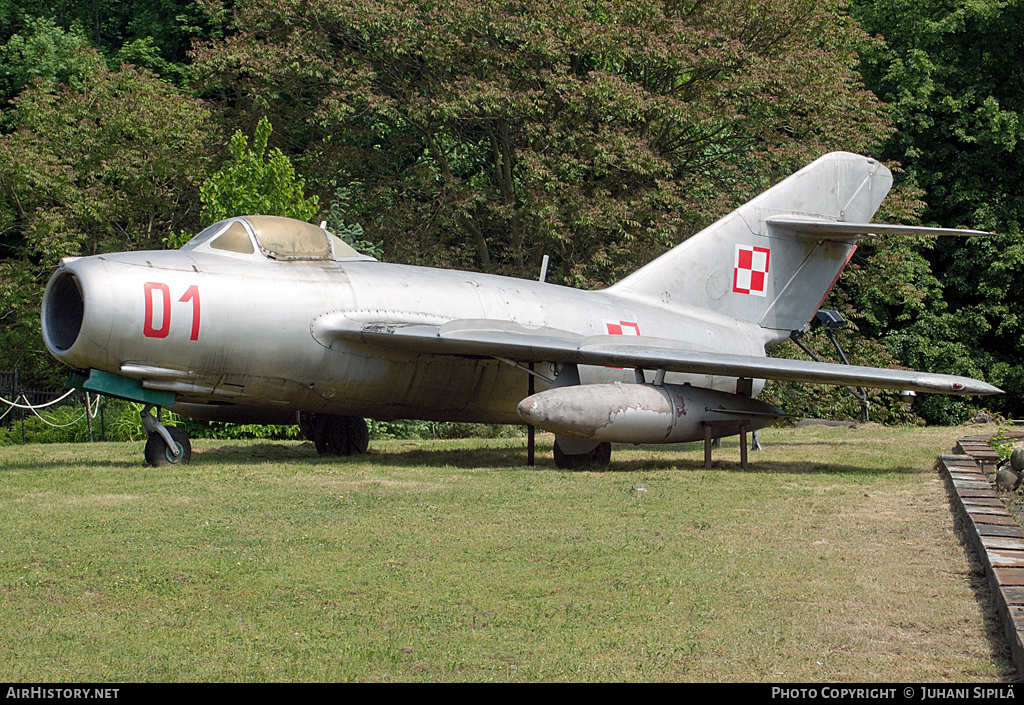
[608, 152, 892, 342]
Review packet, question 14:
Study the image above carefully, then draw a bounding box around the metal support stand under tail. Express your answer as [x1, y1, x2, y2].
[791, 309, 870, 424]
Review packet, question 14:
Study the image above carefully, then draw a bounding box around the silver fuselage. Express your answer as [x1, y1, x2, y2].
[42, 248, 768, 425]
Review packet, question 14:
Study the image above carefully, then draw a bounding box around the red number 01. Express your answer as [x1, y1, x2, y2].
[143, 283, 200, 341]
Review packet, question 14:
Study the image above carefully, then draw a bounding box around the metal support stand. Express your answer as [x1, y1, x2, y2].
[527, 363, 535, 467]
[703, 420, 749, 470]
[791, 309, 869, 423]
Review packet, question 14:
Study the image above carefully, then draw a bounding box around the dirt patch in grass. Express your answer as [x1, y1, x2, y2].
[802, 477, 1003, 680]
[293, 474, 449, 494]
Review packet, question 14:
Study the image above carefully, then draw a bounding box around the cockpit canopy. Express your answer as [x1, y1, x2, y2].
[181, 216, 375, 261]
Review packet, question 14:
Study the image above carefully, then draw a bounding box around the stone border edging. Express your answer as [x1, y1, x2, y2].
[939, 437, 1024, 677]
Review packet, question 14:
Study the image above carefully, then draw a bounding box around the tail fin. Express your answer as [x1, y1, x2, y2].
[608, 152, 892, 341]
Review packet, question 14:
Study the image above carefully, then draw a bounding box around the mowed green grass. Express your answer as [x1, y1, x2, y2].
[0, 424, 1014, 682]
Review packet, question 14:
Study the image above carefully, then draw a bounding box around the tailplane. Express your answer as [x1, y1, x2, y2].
[608, 152, 892, 342]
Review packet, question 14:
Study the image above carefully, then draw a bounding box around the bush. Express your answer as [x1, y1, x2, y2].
[0, 399, 95, 445]
[367, 419, 525, 440]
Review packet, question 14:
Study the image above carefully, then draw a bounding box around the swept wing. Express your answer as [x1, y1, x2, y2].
[314, 316, 1000, 396]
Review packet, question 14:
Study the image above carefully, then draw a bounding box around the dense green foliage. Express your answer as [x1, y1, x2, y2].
[200, 116, 320, 224]
[0, 16, 93, 108]
[0, 0, 222, 76]
[845, 0, 1024, 422]
[192, 0, 887, 286]
[0, 0, 1021, 428]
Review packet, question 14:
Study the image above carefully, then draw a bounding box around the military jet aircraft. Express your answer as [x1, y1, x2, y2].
[39, 151, 1000, 467]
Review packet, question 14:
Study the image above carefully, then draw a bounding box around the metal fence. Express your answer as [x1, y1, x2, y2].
[1, 370, 100, 442]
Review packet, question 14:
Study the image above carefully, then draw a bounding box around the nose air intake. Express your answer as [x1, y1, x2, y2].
[43, 271, 85, 353]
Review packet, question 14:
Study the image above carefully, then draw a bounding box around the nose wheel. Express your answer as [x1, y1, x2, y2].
[144, 426, 192, 466]
[141, 405, 191, 467]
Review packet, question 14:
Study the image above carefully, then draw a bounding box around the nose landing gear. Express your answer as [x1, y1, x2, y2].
[141, 405, 191, 467]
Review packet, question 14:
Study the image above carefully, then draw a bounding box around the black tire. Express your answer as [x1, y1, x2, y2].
[315, 415, 370, 456]
[553, 440, 611, 470]
[328, 416, 369, 455]
[338, 416, 369, 455]
[144, 427, 191, 467]
[592, 441, 612, 467]
[313, 415, 335, 456]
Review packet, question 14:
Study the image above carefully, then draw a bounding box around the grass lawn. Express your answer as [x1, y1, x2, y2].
[0, 423, 1015, 682]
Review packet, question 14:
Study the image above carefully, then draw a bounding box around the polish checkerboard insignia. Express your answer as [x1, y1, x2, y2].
[604, 321, 640, 368]
[733, 245, 770, 296]
[606, 321, 640, 336]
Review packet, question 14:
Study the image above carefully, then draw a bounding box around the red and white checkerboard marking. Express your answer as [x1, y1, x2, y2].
[733, 245, 770, 296]
[606, 321, 640, 336]
[605, 321, 640, 368]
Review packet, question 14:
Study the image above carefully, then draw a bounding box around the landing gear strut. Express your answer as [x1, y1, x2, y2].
[141, 405, 191, 467]
[301, 413, 369, 456]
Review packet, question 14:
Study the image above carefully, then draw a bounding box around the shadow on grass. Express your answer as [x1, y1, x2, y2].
[592, 458, 931, 475]
[190, 442, 534, 470]
[174, 440, 934, 476]
[0, 434, 943, 476]
[0, 457, 143, 472]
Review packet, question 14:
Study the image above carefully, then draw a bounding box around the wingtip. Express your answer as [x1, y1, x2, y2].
[910, 375, 1002, 396]
[954, 381, 1003, 396]
[968, 380, 1003, 396]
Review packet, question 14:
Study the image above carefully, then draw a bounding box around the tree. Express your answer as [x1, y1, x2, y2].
[0, 49, 214, 260]
[0, 47, 215, 385]
[0, 15, 95, 108]
[849, 0, 1024, 420]
[192, 0, 890, 286]
[200, 116, 320, 224]
[0, 0, 224, 69]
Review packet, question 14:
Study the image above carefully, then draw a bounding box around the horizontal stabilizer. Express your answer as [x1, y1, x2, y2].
[765, 215, 992, 240]
[315, 317, 1001, 396]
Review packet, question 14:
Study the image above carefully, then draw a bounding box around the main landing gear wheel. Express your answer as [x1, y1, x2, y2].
[312, 414, 369, 456]
[144, 426, 191, 467]
[553, 440, 611, 470]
